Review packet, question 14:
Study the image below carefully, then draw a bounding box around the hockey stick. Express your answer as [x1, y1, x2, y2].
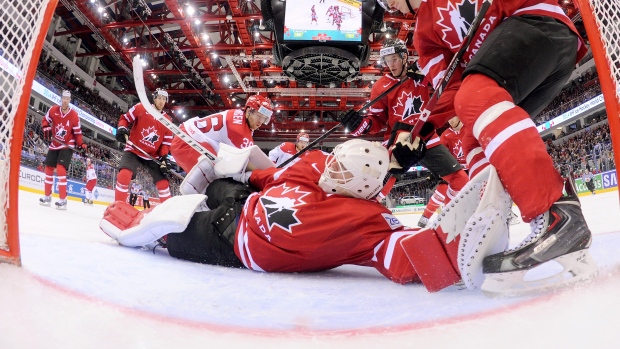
[404, 0, 493, 142]
[277, 76, 410, 168]
[50, 136, 87, 155]
[132, 56, 220, 165]
[123, 135, 185, 181]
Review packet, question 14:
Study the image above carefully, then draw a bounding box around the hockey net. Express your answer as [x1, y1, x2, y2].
[575, 0, 620, 200]
[0, 0, 58, 265]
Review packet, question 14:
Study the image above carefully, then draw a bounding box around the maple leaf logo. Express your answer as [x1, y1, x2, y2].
[452, 139, 464, 160]
[54, 124, 68, 140]
[437, 0, 477, 49]
[259, 184, 310, 234]
[392, 91, 424, 121]
[140, 126, 159, 146]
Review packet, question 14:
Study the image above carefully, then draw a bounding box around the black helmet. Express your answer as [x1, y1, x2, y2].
[380, 38, 408, 61]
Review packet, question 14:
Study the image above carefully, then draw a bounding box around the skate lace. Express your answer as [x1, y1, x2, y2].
[509, 213, 545, 251]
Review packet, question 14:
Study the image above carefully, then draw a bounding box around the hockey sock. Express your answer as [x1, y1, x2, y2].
[440, 170, 468, 204]
[461, 129, 490, 178]
[56, 165, 67, 199]
[455, 74, 563, 222]
[422, 183, 448, 218]
[115, 169, 133, 203]
[156, 180, 172, 202]
[44, 166, 54, 196]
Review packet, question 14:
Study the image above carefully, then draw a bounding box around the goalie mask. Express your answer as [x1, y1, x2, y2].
[318, 139, 388, 200]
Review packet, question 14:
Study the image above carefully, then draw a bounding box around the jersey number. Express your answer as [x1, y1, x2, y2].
[197, 114, 225, 133]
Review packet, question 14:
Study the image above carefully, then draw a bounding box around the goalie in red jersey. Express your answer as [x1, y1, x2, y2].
[101, 139, 456, 287]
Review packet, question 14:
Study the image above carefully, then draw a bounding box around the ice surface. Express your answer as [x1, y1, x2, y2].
[1, 190, 619, 348]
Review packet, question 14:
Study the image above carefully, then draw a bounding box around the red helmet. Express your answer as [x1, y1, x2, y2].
[297, 132, 310, 143]
[245, 95, 274, 125]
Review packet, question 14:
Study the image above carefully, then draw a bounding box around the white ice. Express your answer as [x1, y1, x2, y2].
[1, 189, 620, 348]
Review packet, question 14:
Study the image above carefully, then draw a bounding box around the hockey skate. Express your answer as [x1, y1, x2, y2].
[417, 216, 429, 228]
[481, 177, 597, 297]
[39, 195, 52, 207]
[55, 199, 67, 210]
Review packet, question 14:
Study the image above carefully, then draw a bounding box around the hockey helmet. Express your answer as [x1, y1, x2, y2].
[245, 94, 274, 125]
[153, 88, 169, 101]
[318, 139, 388, 200]
[380, 38, 408, 62]
[61, 90, 71, 98]
[297, 132, 310, 144]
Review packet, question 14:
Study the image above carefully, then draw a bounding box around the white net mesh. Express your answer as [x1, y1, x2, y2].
[587, 0, 620, 102]
[0, 0, 52, 250]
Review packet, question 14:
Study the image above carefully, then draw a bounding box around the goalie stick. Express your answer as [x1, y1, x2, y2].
[132, 56, 220, 165]
[277, 75, 410, 168]
[403, 0, 493, 142]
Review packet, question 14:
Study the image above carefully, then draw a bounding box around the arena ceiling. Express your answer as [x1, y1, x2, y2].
[52, 0, 581, 142]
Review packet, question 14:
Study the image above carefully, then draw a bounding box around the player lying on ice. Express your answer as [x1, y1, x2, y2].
[101, 139, 485, 291]
[373, 0, 598, 295]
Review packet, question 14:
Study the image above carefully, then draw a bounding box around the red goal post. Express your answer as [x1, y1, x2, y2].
[0, 0, 59, 265]
[575, 0, 620, 202]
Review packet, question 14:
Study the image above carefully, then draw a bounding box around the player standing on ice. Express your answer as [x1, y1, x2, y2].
[377, 0, 596, 294]
[39, 90, 87, 210]
[268, 132, 310, 167]
[83, 158, 97, 205]
[582, 168, 596, 195]
[114, 88, 173, 203]
[170, 94, 274, 196]
[341, 39, 468, 222]
[100, 140, 428, 286]
[311, 5, 318, 25]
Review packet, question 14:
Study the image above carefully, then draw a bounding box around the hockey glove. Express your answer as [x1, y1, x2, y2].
[158, 157, 170, 175]
[79, 143, 88, 151]
[116, 126, 129, 143]
[389, 136, 427, 174]
[340, 109, 363, 131]
[405, 63, 425, 83]
[42, 126, 52, 141]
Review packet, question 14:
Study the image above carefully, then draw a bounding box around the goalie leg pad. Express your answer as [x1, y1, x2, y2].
[400, 229, 461, 292]
[432, 164, 493, 243]
[100, 194, 207, 247]
[459, 165, 511, 290]
[180, 155, 218, 195]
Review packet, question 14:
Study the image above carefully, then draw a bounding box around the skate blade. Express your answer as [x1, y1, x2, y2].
[481, 249, 598, 298]
[39, 202, 51, 207]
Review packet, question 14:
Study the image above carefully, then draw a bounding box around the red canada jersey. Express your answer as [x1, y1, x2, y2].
[42, 105, 84, 150]
[366, 74, 441, 147]
[268, 142, 299, 167]
[119, 103, 173, 159]
[440, 128, 468, 170]
[414, 0, 587, 90]
[234, 150, 405, 273]
[181, 109, 254, 153]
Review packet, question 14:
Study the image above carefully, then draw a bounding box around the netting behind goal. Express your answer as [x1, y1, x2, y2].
[0, 0, 58, 265]
[575, 0, 620, 202]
